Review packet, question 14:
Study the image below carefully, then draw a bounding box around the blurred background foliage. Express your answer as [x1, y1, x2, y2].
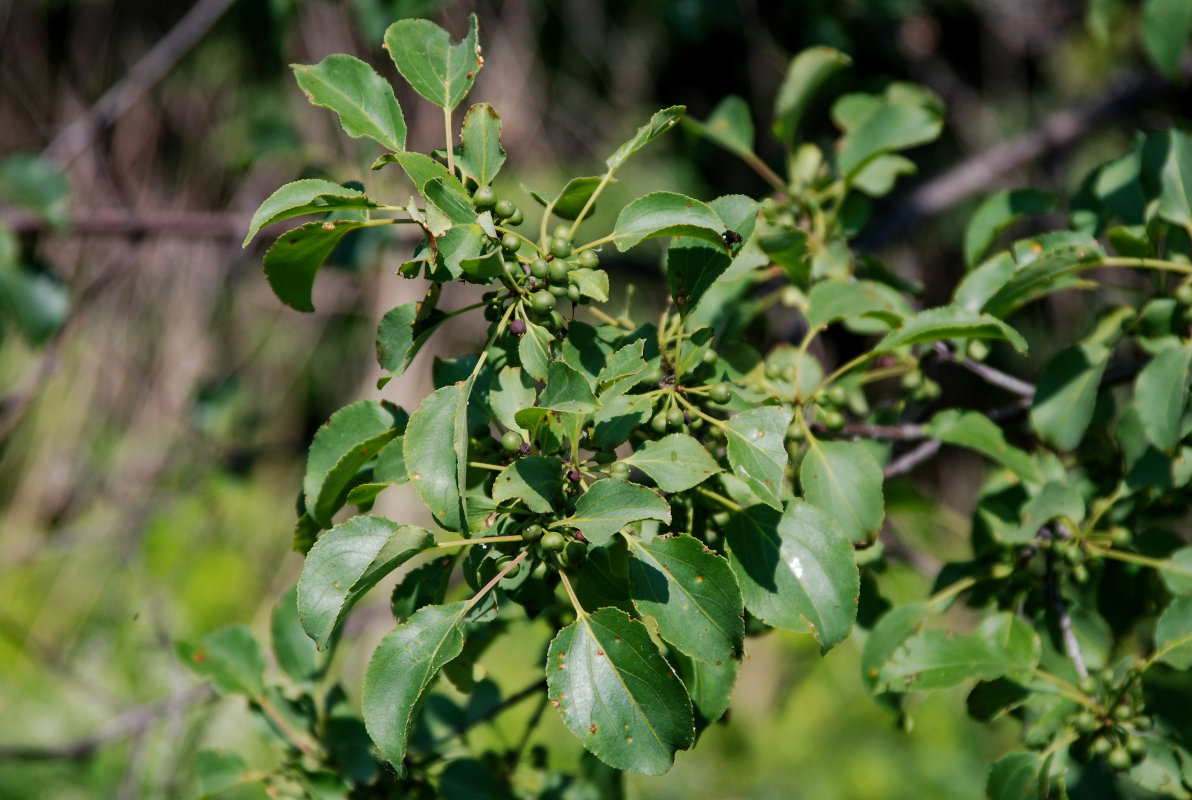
[0, 0, 1188, 797]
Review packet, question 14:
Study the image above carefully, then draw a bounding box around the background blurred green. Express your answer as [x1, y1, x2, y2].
[0, 0, 1186, 797]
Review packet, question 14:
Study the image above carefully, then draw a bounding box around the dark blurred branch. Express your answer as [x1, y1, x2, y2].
[863, 66, 1181, 248]
[43, 0, 239, 166]
[0, 685, 214, 762]
[934, 342, 1036, 398]
[2, 208, 249, 239]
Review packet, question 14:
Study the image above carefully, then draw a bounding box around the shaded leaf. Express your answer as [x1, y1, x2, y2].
[1154, 595, 1192, 670]
[528, 176, 607, 221]
[546, 607, 693, 775]
[1142, 0, 1192, 78]
[406, 386, 464, 531]
[606, 106, 685, 172]
[263, 220, 366, 312]
[861, 603, 926, 695]
[724, 501, 859, 650]
[297, 517, 434, 649]
[627, 535, 744, 664]
[838, 103, 942, 179]
[363, 602, 469, 774]
[926, 409, 1040, 483]
[964, 189, 1056, 267]
[457, 103, 505, 186]
[177, 626, 265, 698]
[1030, 343, 1110, 451]
[724, 406, 793, 510]
[492, 456, 563, 514]
[800, 439, 885, 543]
[540, 361, 599, 413]
[803, 279, 908, 332]
[986, 752, 1047, 800]
[518, 316, 553, 381]
[1134, 342, 1192, 452]
[272, 585, 320, 683]
[304, 400, 400, 526]
[980, 244, 1103, 320]
[666, 238, 732, 316]
[687, 94, 754, 157]
[671, 650, 737, 731]
[772, 47, 851, 143]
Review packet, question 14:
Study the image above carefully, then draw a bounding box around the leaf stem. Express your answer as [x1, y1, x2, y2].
[571, 234, 616, 254]
[465, 549, 529, 611]
[444, 106, 455, 177]
[556, 568, 587, 618]
[1097, 256, 1192, 275]
[926, 575, 978, 609]
[253, 696, 318, 756]
[468, 461, 506, 472]
[740, 149, 786, 191]
[696, 486, 742, 512]
[567, 172, 614, 240]
[586, 305, 627, 328]
[434, 534, 524, 549]
[1031, 669, 1098, 710]
[1095, 546, 1192, 578]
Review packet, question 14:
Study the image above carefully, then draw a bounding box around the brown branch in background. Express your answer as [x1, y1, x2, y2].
[0, 685, 214, 762]
[862, 67, 1178, 248]
[42, 0, 239, 166]
[933, 342, 1036, 398]
[1, 208, 249, 239]
[883, 439, 942, 480]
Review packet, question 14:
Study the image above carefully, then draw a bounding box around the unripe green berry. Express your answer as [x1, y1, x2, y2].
[1078, 676, 1098, 696]
[764, 361, 783, 380]
[560, 539, 588, 568]
[553, 224, 572, 240]
[1108, 526, 1132, 547]
[540, 531, 566, 552]
[821, 409, 845, 430]
[901, 371, 923, 390]
[1071, 564, 1090, 584]
[529, 258, 550, 279]
[530, 290, 557, 312]
[1073, 711, 1100, 734]
[1176, 280, 1192, 306]
[501, 430, 523, 452]
[1107, 746, 1131, 771]
[709, 382, 732, 404]
[609, 462, 631, 481]
[667, 407, 685, 429]
[1126, 736, 1147, 759]
[548, 260, 571, 283]
[548, 283, 568, 297]
[827, 385, 848, 406]
[577, 249, 600, 268]
[530, 559, 550, 580]
[501, 233, 521, 253]
[1089, 735, 1112, 758]
[650, 411, 669, 433]
[494, 199, 516, 219]
[472, 185, 496, 209]
[521, 523, 544, 542]
[966, 339, 990, 362]
[567, 283, 582, 303]
[506, 208, 524, 226]
[550, 237, 572, 259]
[702, 348, 718, 365]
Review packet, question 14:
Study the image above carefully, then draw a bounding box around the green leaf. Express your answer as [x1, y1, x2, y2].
[1004, 481, 1085, 544]
[772, 47, 851, 144]
[406, 386, 465, 531]
[986, 752, 1047, 800]
[597, 340, 648, 394]
[540, 361, 599, 413]
[623, 434, 722, 493]
[244, 179, 377, 248]
[861, 603, 926, 695]
[874, 305, 1028, 354]
[1154, 595, 1192, 670]
[492, 456, 563, 514]
[838, 103, 942, 179]
[560, 479, 671, 546]
[272, 586, 320, 683]
[292, 54, 407, 153]
[724, 501, 859, 651]
[626, 535, 744, 664]
[592, 393, 653, 449]
[613, 192, 727, 252]
[376, 288, 450, 377]
[980, 244, 1103, 319]
[0, 153, 70, 228]
[926, 409, 1041, 483]
[675, 327, 714, 379]
[457, 103, 505, 186]
[1156, 130, 1192, 227]
[0, 254, 71, 345]
[425, 178, 477, 225]
[363, 601, 469, 773]
[546, 607, 693, 775]
[606, 106, 685, 172]
[384, 15, 481, 110]
[297, 517, 433, 649]
[1029, 343, 1110, 451]
[196, 750, 270, 799]
[1135, 342, 1192, 452]
[385, 151, 456, 195]
[569, 268, 610, 303]
[800, 439, 885, 544]
[528, 176, 608, 221]
[671, 650, 738, 730]
[304, 400, 400, 527]
[964, 189, 1056, 268]
[954, 251, 1016, 312]
[1142, 0, 1192, 77]
[263, 220, 366, 312]
[875, 614, 1040, 692]
[518, 317, 553, 381]
[687, 95, 754, 158]
[489, 366, 536, 433]
[850, 154, 916, 198]
[176, 626, 265, 697]
[666, 239, 732, 316]
[724, 406, 794, 510]
[1160, 546, 1192, 595]
[803, 279, 908, 332]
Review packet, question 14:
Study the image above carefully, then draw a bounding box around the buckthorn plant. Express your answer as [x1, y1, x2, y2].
[178, 13, 1192, 799]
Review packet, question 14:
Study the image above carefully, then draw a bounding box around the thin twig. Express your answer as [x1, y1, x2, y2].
[933, 342, 1035, 399]
[0, 685, 214, 761]
[42, 0, 239, 166]
[883, 439, 942, 479]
